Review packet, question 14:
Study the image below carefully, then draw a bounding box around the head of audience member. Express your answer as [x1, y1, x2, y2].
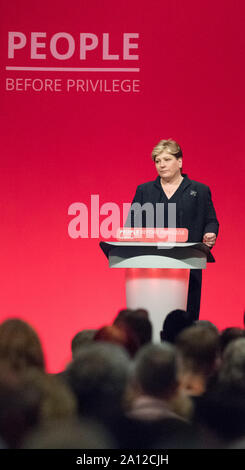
[128, 343, 193, 422]
[194, 320, 219, 333]
[132, 343, 179, 400]
[218, 338, 245, 392]
[113, 309, 133, 324]
[94, 324, 139, 357]
[132, 308, 149, 319]
[160, 310, 193, 344]
[65, 342, 131, 424]
[176, 325, 220, 396]
[71, 329, 97, 359]
[114, 311, 152, 347]
[219, 327, 245, 357]
[114, 308, 149, 324]
[0, 318, 45, 373]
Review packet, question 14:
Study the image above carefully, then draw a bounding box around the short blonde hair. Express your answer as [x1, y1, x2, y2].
[152, 139, 183, 161]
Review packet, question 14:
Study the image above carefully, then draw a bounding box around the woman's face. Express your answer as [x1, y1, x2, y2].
[155, 151, 182, 181]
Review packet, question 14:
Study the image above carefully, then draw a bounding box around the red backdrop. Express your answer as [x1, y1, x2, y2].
[1, 0, 244, 371]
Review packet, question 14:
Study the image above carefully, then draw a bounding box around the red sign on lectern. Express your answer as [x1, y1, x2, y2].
[116, 228, 188, 242]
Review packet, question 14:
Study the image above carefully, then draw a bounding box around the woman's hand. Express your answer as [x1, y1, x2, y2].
[202, 232, 217, 248]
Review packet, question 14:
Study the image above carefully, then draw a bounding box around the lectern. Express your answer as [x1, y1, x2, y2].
[99, 241, 214, 342]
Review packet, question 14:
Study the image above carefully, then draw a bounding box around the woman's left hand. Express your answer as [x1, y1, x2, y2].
[202, 232, 217, 248]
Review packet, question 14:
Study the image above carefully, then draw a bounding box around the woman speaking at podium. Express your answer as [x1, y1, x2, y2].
[125, 139, 219, 320]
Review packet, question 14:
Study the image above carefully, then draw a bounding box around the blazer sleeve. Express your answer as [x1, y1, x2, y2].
[203, 187, 219, 236]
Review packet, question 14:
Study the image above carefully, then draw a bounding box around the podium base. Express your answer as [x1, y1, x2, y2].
[125, 268, 190, 343]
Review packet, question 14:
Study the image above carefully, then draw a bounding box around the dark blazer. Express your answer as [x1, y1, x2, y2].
[125, 175, 219, 242]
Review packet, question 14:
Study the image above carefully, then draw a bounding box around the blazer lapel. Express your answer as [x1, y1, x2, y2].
[178, 174, 192, 195]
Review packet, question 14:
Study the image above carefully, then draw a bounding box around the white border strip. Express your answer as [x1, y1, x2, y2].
[6, 66, 140, 72]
